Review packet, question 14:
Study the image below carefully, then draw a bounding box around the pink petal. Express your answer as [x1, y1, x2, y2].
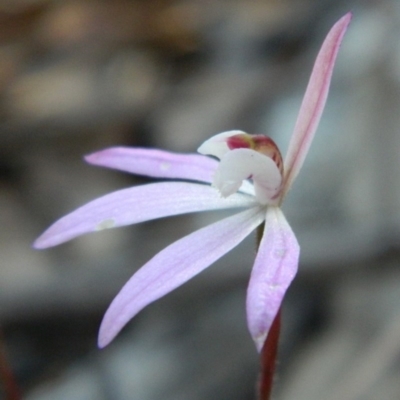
[98, 206, 265, 347]
[33, 182, 256, 249]
[246, 207, 299, 352]
[197, 130, 246, 159]
[282, 13, 351, 196]
[213, 149, 282, 204]
[85, 147, 219, 184]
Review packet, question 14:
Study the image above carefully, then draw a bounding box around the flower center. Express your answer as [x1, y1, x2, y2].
[227, 134, 284, 176]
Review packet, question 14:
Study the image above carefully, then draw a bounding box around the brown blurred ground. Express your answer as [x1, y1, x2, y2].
[1, 0, 400, 399]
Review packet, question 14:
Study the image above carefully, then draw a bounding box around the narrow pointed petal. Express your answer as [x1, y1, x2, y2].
[98, 206, 265, 347]
[197, 130, 246, 159]
[283, 13, 351, 195]
[33, 182, 256, 249]
[213, 149, 282, 204]
[246, 207, 300, 352]
[85, 147, 219, 184]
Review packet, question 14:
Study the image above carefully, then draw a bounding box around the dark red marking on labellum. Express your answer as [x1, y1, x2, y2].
[227, 134, 253, 150]
[227, 134, 284, 176]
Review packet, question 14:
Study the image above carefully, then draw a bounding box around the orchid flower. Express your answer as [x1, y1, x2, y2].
[34, 13, 351, 351]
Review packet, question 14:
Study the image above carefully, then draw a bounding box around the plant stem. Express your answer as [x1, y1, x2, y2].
[0, 330, 21, 400]
[258, 308, 281, 400]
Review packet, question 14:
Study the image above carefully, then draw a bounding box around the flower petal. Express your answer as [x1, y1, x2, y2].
[213, 149, 282, 204]
[85, 147, 219, 184]
[282, 13, 351, 196]
[197, 130, 246, 159]
[33, 182, 256, 249]
[246, 207, 299, 352]
[98, 206, 265, 347]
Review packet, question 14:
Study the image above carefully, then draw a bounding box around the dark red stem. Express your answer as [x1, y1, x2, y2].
[258, 308, 281, 400]
[0, 331, 21, 400]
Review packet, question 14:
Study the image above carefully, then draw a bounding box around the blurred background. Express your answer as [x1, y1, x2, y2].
[0, 0, 400, 399]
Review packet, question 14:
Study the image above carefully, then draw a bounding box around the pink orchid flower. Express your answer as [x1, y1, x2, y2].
[34, 13, 351, 351]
